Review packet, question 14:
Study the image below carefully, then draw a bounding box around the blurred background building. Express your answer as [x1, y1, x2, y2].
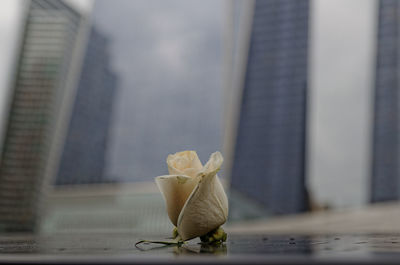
[229, 0, 309, 215]
[371, 0, 400, 203]
[56, 26, 118, 185]
[0, 0, 88, 231]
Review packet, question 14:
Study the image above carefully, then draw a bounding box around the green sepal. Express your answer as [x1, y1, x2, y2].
[200, 227, 227, 244]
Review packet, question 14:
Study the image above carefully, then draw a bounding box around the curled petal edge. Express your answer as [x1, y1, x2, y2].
[177, 152, 228, 241]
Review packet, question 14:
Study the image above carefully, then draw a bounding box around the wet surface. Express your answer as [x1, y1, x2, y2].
[0, 233, 400, 263]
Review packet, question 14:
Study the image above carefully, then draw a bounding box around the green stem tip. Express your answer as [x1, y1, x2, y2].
[135, 239, 184, 250]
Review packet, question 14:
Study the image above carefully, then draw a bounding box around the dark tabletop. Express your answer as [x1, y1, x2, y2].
[0, 233, 400, 264]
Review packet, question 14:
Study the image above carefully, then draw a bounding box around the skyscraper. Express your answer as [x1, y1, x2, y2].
[56, 26, 118, 185]
[0, 0, 88, 231]
[229, 0, 309, 215]
[371, 0, 400, 202]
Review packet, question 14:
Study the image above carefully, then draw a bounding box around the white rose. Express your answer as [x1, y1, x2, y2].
[155, 151, 228, 241]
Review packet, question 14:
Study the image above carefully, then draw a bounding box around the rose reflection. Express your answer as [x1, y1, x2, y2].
[135, 241, 227, 256]
[173, 243, 227, 255]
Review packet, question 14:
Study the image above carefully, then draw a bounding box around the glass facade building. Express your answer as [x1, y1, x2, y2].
[0, 0, 84, 231]
[371, 0, 400, 202]
[56, 27, 118, 185]
[230, 0, 310, 215]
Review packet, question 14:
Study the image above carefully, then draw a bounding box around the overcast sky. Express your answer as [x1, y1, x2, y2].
[308, 0, 376, 208]
[0, 0, 23, 140]
[92, 0, 225, 181]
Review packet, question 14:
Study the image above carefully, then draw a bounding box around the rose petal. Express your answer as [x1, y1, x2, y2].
[155, 174, 199, 226]
[198, 151, 224, 177]
[177, 152, 228, 240]
[167, 151, 203, 178]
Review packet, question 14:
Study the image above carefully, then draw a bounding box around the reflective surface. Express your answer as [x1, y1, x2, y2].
[0, 233, 400, 263]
